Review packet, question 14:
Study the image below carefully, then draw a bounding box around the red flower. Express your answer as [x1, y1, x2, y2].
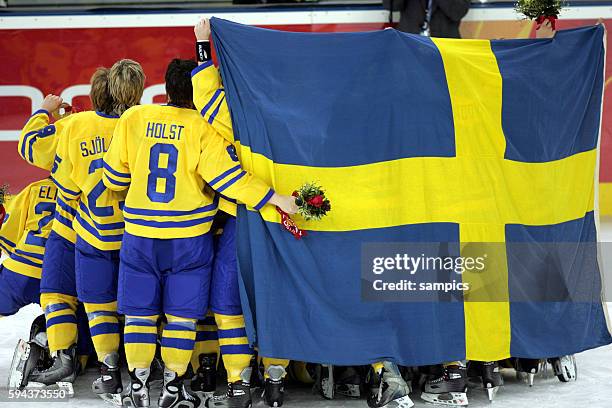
[292, 191, 299, 197]
[307, 195, 324, 208]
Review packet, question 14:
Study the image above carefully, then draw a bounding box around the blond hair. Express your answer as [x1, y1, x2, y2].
[109, 59, 145, 116]
[90, 67, 113, 115]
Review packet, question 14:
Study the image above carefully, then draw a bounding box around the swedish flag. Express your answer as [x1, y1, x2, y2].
[211, 18, 611, 365]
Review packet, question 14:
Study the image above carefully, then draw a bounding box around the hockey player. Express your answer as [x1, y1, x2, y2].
[192, 19, 295, 408]
[1, 178, 57, 388]
[50, 59, 145, 404]
[16, 72, 113, 390]
[0, 179, 56, 316]
[103, 58, 298, 408]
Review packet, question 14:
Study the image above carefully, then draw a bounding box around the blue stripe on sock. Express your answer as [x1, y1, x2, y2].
[46, 314, 77, 328]
[161, 337, 195, 351]
[90, 322, 120, 337]
[124, 333, 158, 344]
[219, 344, 253, 355]
[218, 327, 247, 339]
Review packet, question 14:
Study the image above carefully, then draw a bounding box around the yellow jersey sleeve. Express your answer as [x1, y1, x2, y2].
[103, 116, 131, 192]
[198, 131, 274, 211]
[50, 128, 81, 201]
[18, 110, 72, 171]
[191, 62, 235, 143]
[0, 186, 29, 255]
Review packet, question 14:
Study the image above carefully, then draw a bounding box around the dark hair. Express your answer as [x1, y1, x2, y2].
[165, 59, 198, 109]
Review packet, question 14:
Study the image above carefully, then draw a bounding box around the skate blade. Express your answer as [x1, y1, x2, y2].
[421, 392, 468, 407]
[527, 373, 535, 387]
[8, 339, 30, 389]
[382, 395, 414, 408]
[486, 386, 499, 402]
[23, 381, 75, 398]
[97, 392, 124, 406]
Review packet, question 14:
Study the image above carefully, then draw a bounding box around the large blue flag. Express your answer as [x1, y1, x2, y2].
[210, 18, 611, 365]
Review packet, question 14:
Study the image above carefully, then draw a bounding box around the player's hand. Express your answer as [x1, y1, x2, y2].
[52, 102, 74, 120]
[195, 18, 211, 41]
[269, 193, 299, 215]
[41, 94, 63, 114]
[536, 19, 555, 39]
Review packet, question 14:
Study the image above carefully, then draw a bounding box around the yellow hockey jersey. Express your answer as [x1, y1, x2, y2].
[191, 61, 238, 216]
[0, 179, 57, 279]
[102, 104, 274, 239]
[52, 111, 124, 251]
[19, 110, 78, 243]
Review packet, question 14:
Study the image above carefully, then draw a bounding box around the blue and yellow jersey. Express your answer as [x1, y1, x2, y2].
[18, 110, 78, 243]
[0, 179, 57, 279]
[192, 61, 238, 216]
[102, 104, 274, 239]
[52, 111, 124, 251]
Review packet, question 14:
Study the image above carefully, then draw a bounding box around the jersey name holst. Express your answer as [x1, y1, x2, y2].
[80, 136, 108, 157]
[145, 122, 184, 141]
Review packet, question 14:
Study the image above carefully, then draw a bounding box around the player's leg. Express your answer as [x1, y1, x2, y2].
[466, 360, 503, 401]
[191, 312, 219, 399]
[75, 237, 122, 401]
[29, 231, 82, 387]
[421, 362, 468, 407]
[0, 264, 40, 316]
[367, 362, 413, 408]
[159, 234, 213, 408]
[118, 232, 163, 408]
[262, 358, 290, 407]
[39, 232, 79, 354]
[2, 264, 51, 390]
[208, 216, 254, 408]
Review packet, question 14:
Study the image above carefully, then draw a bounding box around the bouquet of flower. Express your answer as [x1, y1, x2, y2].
[0, 184, 9, 228]
[515, 0, 564, 30]
[276, 182, 331, 240]
[292, 182, 332, 221]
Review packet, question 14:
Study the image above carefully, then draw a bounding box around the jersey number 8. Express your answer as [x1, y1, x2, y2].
[147, 143, 178, 203]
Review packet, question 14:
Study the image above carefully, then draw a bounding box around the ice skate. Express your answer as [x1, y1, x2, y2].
[367, 362, 414, 408]
[314, 364, 334, 400]
[467, 361, 502, 401]
[549, 355, 577, 383]
[26, 344, 78, 396]
[158, 368, 201, 408]
[123, 368, 151, 408]
[335, 366, 364, 398]
[421, 364, 468, 407]
[191, 353, 217, 399]
[263, 364, 285, 407]
[92, 352, 123, 405]
[514, 358, 540, 387]
[7, 333, 50, 390]
[206, 366, 251, 408]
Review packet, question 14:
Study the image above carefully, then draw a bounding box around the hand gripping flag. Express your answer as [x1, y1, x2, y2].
[210, 18, 612, 365]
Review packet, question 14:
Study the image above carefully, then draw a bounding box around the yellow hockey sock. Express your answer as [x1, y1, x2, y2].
[161, 314, 197, 376]
[84, 301, 120, 361]
[191, 312, 219, 371]
[124, 315, 159, 371]
[40, 293, 79, 353]
[215, 313, 253, 383]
